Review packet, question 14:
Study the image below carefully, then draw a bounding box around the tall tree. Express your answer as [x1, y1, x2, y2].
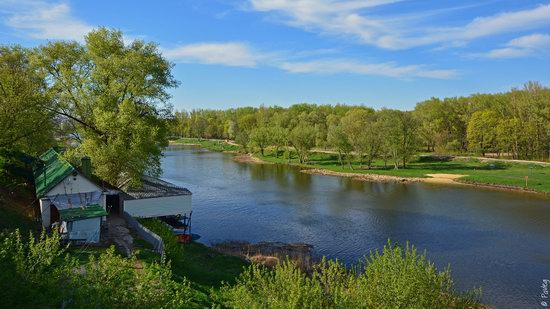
[379, 110, 419, 169]
[327, 124, 353, 169]
[467, 110, 499, 156]
[0, 46, 54, 154]
[270, 126, 288, 158]
[249, 127, 272, 156]
[289, 123, 316, 164]
[33, 28, 177, 186]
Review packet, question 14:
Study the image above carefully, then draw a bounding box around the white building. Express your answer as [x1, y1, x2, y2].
[33, 149, 117, 243]
[34, 149, 193, 244]
[121, 176, 192, 219]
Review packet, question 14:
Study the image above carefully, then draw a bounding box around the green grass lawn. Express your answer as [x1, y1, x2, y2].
[171, 242, 248, 288]
[258, 150, 550, 194]
[171, 138, 240, 152]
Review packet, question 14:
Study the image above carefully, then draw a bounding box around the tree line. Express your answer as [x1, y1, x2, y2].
[171, 82, 550, 167]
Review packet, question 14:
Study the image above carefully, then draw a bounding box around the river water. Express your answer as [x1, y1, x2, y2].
[161, 145, 550, 308]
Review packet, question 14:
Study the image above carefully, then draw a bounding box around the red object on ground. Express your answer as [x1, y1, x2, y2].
[176, 234, 192, 243]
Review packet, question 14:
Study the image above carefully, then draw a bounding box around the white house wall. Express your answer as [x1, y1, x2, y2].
[46, 171, 103, 197]
[40, 171, 107, 225]
[124, 195, 192, 218]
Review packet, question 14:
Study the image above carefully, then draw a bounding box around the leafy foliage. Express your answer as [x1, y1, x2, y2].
[138, 218, 184, 262]
[219, 241, 481, 309]
[0, 230, 192, 308]
[32, 28, 177, 186]
[0, 46, 55, 154]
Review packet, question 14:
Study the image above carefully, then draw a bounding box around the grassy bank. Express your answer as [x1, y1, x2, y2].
[256, 150, 550, 194]
[136, 218, 249, 307]
[171, 138, 240, 152]
[171, 137, 550, 194]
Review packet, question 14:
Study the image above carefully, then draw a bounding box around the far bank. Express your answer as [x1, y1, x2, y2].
[170, 138, 550, 196]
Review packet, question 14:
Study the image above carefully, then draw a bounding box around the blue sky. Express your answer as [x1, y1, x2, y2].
[1, 0, 549, 110]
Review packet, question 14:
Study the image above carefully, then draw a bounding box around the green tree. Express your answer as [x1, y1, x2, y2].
[289, 123, 316, 164]
[327, 124, 353, 169]
[270, 126, 288, 158]
[0, 46, 54, 154]
[467, 110, 499, 156]
[379, 110, 419, 169]
[340, 108, 380, 169]
[249, 127, 272, 156]
[33, 28, 177, 186]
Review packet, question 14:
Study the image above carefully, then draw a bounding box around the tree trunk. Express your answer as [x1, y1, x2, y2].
[287, 148, 292, 163]
[347, 155, 353, 170]
[338, 151, 343, 167]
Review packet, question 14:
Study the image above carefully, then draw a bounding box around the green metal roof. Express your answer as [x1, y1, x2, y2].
[33, 148, 75, 198]
[58, 205, 107, 222]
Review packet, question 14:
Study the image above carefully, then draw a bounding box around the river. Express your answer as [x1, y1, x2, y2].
[161, 145, 550, 308]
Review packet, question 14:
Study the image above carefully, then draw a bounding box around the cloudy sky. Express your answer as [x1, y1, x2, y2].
[1, 0, 549, 110]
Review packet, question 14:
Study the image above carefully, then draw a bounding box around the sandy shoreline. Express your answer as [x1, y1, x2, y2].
[300, 168, 422, 183]
[233, 154, 271, 164]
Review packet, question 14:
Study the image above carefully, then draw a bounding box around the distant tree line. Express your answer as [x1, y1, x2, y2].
[171, 82, 550, 167]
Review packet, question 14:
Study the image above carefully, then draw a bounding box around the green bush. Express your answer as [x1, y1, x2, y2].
[218, 241, 482, 309]
[0, 229, 192, 308]
[138, 218, 184, 262]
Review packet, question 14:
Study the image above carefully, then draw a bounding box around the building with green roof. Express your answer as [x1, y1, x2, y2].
[33, 148, 120, 243]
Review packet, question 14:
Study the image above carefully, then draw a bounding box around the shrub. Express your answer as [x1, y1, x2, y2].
[138, 218, 184, 262]
[0, 229, 192, 308]
[219, 241, 482, 309]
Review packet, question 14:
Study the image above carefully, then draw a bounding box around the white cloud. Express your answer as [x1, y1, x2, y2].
[163, 41, 456, 79]
[508, 33, 550, 49]
[471, 33, 550, 59]
[279, 59, 457, 79]
[247, 1, 550, 50]
[2, 0, 93, 41]
[162, 42, 270, 67]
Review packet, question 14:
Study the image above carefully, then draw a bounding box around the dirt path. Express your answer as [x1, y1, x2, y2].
[453, 156, 550, 166]
[107, 215, 134, 256]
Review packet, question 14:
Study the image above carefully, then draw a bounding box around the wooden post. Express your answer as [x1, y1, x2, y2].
[525, 176, 528, 188]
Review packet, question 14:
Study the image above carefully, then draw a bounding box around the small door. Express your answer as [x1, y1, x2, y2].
[106, 194, 122, 215]
[50, 205, 60, 225]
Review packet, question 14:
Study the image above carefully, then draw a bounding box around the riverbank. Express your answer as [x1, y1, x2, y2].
[170, 138, 550, 196]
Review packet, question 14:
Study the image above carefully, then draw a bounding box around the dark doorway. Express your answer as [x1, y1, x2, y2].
[106, 194, 122, 215]
[50, 205, 60, 225]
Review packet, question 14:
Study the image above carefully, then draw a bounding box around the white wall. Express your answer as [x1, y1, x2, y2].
[46, 171, 103, 197]
[61, 217, 102, 243]
[40, 171, 107, 226]
[124, 195, 192, 218]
